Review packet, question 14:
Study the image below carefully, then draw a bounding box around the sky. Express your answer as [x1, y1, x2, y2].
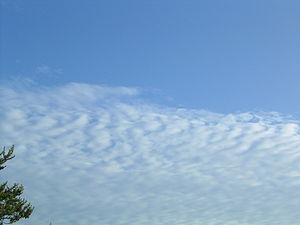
[1, 1, 300, 225]
[2, 0, 300, 113]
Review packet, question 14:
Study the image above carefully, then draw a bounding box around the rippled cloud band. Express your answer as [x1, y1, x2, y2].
[1, 82, 300, 225]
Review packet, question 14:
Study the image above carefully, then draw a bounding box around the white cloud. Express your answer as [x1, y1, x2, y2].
[36, 65, 63, 75]
[1, 82, 300, 225]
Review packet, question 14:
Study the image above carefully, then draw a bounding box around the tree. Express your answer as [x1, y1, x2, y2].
[0, 145, 34, 225]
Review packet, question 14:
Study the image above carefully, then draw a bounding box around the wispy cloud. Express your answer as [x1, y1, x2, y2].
[1, 81, 300, 225]
[35, 65, 63, 75]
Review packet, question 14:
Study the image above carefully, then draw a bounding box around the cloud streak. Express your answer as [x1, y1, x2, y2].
[1, 82, 300, 225]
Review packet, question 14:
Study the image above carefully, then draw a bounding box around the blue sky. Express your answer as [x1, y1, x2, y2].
[2, 1, 300, 225]
[2, 0, 300, 113]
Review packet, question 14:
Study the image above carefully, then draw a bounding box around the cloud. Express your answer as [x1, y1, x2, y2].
[1, 82, 300, 225]
[35, 65, 63, 75]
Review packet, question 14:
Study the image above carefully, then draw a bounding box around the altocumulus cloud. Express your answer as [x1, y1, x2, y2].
[1, 82, 300, 225]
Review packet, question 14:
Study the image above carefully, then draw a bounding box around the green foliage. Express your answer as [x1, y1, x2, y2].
[0, 146, 15, 171]
[0, 145, 34, 225]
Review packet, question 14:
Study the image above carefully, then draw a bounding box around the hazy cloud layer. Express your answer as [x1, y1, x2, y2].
[1, 82, 300, 225]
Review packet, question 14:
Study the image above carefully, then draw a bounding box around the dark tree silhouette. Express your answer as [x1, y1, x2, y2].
[0, 145, 34, 225]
